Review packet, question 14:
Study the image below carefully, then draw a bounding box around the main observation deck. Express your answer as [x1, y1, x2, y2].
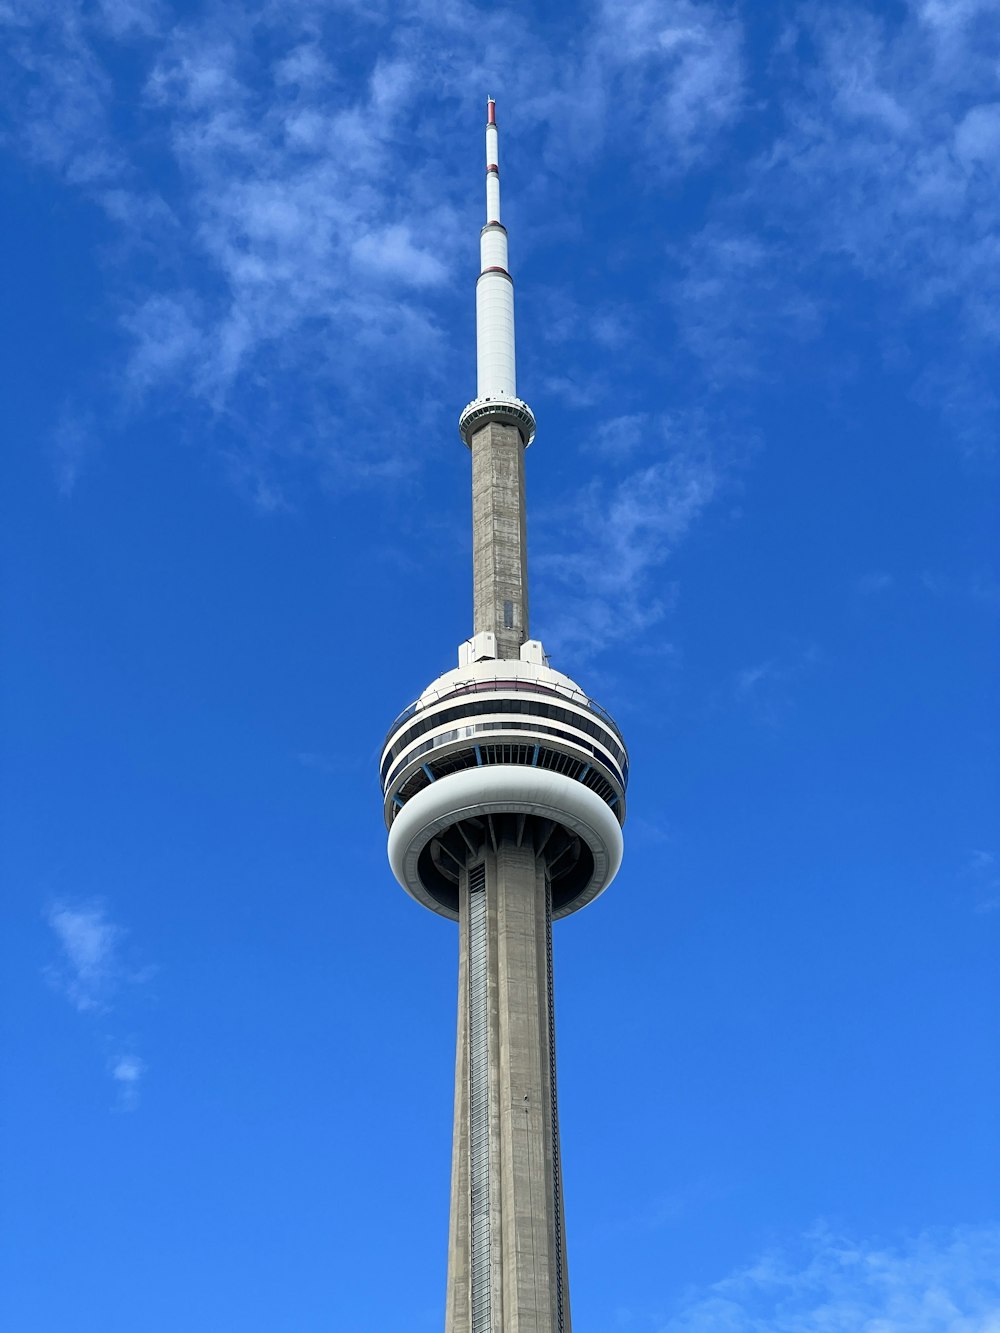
[381, 658, 628, 921]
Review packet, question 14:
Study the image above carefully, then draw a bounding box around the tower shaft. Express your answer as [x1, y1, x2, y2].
[472, 420, 529, 658]
[445, 838, 571, 1333]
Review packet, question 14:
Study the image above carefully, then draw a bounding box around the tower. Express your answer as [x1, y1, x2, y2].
[380, 99, 628, 1332]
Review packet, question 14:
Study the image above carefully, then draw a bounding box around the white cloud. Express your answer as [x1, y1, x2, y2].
[2, 3, 122, 186]
[94, 0, 165, 40]
[273, 41, 334, 93]
[109, 1053, 146, 1111]
[121, 293, 206, 399]
[590, 0, 745, 168]
[351, 225, 447, 288]
[585, 414, 654, 460]
[954, 102, 1000, 168]
[45, 900, 153, 1107]
[648, 1224, 1000, 1332]
[917, 0, 1000, 59]
[767, 6, 997, 301]
[46, 901, 126, 1013]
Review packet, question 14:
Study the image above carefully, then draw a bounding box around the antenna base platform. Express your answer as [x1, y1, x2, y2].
[459, 396, 536, 448]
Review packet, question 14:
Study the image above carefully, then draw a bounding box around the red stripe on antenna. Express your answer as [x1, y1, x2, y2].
[487, 99, 496, 125]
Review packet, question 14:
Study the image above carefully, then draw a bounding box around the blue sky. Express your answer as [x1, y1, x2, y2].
[2, 0, 999, 1329]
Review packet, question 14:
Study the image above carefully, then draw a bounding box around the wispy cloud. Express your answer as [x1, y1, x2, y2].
[46, 900, 128, 1012]
[965, 849, 1000, 915]
[733, 643, 820, 724]
[581, 0, 745, 171]
[535, 409, 739, 660]
[922, 570, 1000, 610]
[620, 1223, 1000, 1331]
[45, 900, 152, 1109]
[50, 408, 98, 498]
[109, 1053, 147, 1112]
[1, 0, 747, 498]
[672, 226, 823, 383]
[671, 2, 1000, 450]
[771, 4, 1000, 333]
[857, 571, 895, 594]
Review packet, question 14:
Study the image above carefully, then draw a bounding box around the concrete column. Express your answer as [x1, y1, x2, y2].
[471, 422, 529, 660]
[445, 841, 571, 1333]
[445, 903, 472, 1333]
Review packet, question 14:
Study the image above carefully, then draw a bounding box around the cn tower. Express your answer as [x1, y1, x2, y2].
[380, 99, 628, 1332]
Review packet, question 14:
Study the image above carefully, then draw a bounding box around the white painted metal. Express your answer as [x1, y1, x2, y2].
[485, 172, 501, 223]
[476, 275, 516, 398]
[477, 113, 515, 400]
[458, 101, 535, 447]
[410, 657, 617, 724]
[387, 766, 625, 918]
[470, 630, 498, 662]
[479, 225, 508, 271]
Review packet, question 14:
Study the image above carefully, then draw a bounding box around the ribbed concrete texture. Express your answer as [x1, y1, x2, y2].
[471, 421, 529, 660]
[445, 839, 572, 1333]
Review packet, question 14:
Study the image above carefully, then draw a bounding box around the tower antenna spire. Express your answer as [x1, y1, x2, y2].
[460, 95, 531, 438]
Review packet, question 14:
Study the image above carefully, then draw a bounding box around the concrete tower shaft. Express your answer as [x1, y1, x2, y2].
[381, 99, 628, 1333]
[445, 845, 571, 1333]
[472, 417, 529, 660]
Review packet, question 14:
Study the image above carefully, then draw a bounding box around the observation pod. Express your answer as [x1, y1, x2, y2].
[381, 655, 628, 920]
